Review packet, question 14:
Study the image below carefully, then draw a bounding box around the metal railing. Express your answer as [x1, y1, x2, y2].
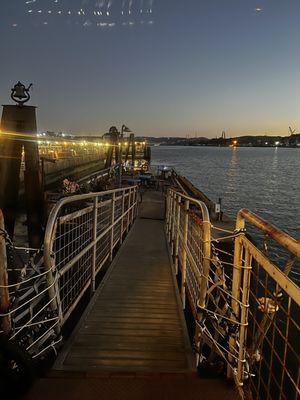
[166, 188, 300, 400]
[231, 209, 300, 400]
[166, 188, 212, 367]
[0, 209, 60, 358]
[44, 185, 139, 326]
[1, 181, 299, 400]
[166, 188, 211, 311]
[0, 185, 138, 358]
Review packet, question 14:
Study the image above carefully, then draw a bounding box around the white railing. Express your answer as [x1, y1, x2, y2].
[0, 185, 138, 358]
[44, 185, 139, 326]
[166, 188, 212, 366]
[0, 209, 60, 358]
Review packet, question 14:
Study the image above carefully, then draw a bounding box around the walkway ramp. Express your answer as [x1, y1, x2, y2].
[25, 190, 239, 400]
[54, 190, 194, 373]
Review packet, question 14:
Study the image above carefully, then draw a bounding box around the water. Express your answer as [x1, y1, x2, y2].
[152, 146, 300, 238]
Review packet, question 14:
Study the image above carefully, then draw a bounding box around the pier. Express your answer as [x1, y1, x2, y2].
[0, 88, 299, 399]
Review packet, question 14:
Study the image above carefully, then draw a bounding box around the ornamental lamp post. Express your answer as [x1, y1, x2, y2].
[118, 125, 129, 186]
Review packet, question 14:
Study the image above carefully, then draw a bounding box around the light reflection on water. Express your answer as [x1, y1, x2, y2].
[152, 146, 300, 238]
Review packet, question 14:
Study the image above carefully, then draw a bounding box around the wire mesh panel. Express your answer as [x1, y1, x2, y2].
[165, 189, 211, 322]
[186, 213, 205, 314]
[44, 186, 138, 325]
[232, 237, 300, 400]
[226, 209, 300, 400]
[0, 186, 138, 360]
[0, 210, 61, 358]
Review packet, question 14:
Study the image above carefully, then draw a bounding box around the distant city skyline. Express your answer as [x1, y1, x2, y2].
[1, 0, 300, 137]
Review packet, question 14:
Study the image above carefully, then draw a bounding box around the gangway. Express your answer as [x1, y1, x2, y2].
[23, 189, 238, 399]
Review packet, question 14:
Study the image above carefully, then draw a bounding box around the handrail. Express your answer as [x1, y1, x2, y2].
[236, 208, 300, 258]
[77, 164, 118, 184]
[44, 185, 138, 272]
[43, 185, 138, 328]
[166, 188, 211, 310]
[231, 208, 300, 394]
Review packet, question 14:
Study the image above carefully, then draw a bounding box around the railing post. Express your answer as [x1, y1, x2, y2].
[227, 215, 245, 380]
[127, 189, 131, 233]
[130, 188, 135, 225]
[181, 199, 189, 309]
[168, 191, 174, 243]
[44, 218, 63, 333]
[166, 189, 171, 235]
[110, 192, 115, 262]
[120, 190, 125, 244]
[91, 197, 98, 294]
[197, 210, 211, 311]
[171, 193, 176, 256]
[0, 210, 11, 334]
[134, 187, 139, 219]
[174, 194, 181, 275]
[237, 247, 251, 385]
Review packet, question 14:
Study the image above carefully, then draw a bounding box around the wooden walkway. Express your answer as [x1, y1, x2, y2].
[25, 190, 239, 400]
[54, 190, 194, 373]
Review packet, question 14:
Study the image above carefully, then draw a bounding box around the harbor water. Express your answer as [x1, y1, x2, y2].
[152, 146, 299, 238]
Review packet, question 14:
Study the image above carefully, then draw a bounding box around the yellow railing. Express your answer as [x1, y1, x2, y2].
[230, 209, 300, 400]
[166, 189, 300, 400]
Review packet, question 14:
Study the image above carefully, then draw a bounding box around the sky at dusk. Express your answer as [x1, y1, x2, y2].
[1, 0, 300, 137]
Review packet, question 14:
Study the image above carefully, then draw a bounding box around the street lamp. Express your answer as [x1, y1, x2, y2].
[121, 124, 131, 137]
[119, 125, 131, 186]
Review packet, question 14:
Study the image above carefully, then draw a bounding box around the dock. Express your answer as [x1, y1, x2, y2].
[25, 190, 238, 399]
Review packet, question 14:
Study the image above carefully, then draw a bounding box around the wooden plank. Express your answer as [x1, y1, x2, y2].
[75, 334, 184, 346]
[79, 323, 182, 332]
[78, 327, 184, 338]
[65, 349, 187, 361]
[63, 357, 188, 370]
[71, 342, 186, 352]
[88, 312, 181, 319]
[93, 304, 178, 311]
